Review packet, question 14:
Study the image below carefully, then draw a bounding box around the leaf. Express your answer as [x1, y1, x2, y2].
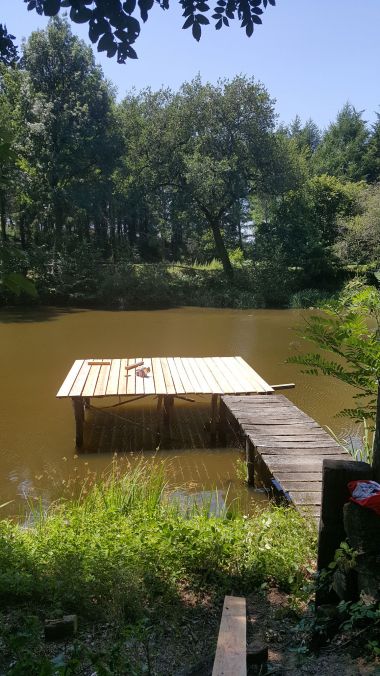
[2, 273, 38, 299]
[27, 0, 37, 9]
[123, 0, 137, 12]
[70, 7, 93, 23]
[182, 15, 194, 29]
[196, 14, 209, 24]
[215, 17, 222, 28]
[245, 20, 253, 36]
[43, 0, 60, 16]
[192, 20, 201, 40]
[222, 15, 228, 25]
[197, 2, 209, 10]
[97, 32, 116, 53]
[252, 14, 262, 24]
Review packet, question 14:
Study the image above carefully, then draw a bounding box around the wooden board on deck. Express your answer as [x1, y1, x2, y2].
[57, 356, 273, 398]
[212, 596, 246, 676]
[222, 394, 354, 524]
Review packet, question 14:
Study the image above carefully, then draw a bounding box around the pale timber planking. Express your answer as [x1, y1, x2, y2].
[218, 357, 251, 393]
[167, 357, 186, 394]
[160, 358, 176, 395]
[173, 357, 194, 392]
[94, 360, 112, 396]
[210, 357, 237, 392]
[180, 357, 203, 393]
[235, 356, 274, 393]
[201, 358, 225, 394]
[106, 359, 121, 396]
[118, 358, 128, 396]
[230, 357, 272, 393]
[82, 361, 102, 397]
[135, 358, 145, 395]
[195, 357, 223, 394]
[142, 358, 156, 395]
[57, 360, 84, 398]
[212, 596, 246, 676]
[186, 357, 213, 393]
[151, 357, 167, 395]
[69, 360, 92, 397]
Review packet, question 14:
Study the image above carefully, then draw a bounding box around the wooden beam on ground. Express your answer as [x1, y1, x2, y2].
[212, 596, 246, 676]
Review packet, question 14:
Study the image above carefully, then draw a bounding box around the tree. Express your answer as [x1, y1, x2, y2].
[22, 0, 275, 63]
[313, 103, 370, 182]
[335, 184, 380, 266]
[288, 280, 380, 480]
[19, 17, 120, 248]
[365, 111, 380, 183]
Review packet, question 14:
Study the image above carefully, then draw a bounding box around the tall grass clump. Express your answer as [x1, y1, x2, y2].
[0, 460, 316, 624]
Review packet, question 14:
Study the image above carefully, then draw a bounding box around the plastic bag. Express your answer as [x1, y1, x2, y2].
[348, 480, 380, 516]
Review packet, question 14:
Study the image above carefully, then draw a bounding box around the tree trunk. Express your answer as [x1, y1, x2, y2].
[0, 193, 7, 243]
[372, 380, 380, 482]
[209, 219, 234, 279]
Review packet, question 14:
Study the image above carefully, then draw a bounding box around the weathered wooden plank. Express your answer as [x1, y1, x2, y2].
[151, 357, 166, 395]
[243, 425, 324, 435]
[57, 360, 84, 398]
[142, 357, 155, 395]
[82, 362, 101, 397]
[118, 358, 128, 396]
[94, 360, 111, 396]
[160, 358, 176, 395]
[106, 359, 121, 396]
[254, 440, 341, 449]
[167, 357, 186, 394]
[212, 596, 246, 676]
[298, 505, 321, 518]
[257, 447, 346, 456]
[252, 434, 335, 443]
[281, 481, 323, 492]
[275, 472, 322, 482]
[288, 491, 322, 506]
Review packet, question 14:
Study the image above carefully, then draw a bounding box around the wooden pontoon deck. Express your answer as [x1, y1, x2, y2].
[57, 356, 273, 449]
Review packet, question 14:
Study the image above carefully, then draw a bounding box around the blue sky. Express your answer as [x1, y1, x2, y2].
[2, 0, 379, 129]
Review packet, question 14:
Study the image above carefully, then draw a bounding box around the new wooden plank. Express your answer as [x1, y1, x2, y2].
[135, 358, 145, 395]
[118, 358, 128, 396]
[151, 357, 166, 395]
[142, 357, 155, 395]
[228, 356, 269, 393]
[194, 357, 223, 394]
[173, 357, 194, 392]
[186, 357, 213, 393]
[106, 359, 121, 396]
[82, 361, 102, 397]
[127, 358, 139, 395]
[94, 359, 112, 396]
[235, 356, 273, 392]
[215, 357, 250, 393]
[69, 360, 92, 397]
[180, 357, 203, 393]
[167, 357, 186, 394]
[57, 360, 84, 398]
[212, 596, 246, 676]
[160, 357, 176, 395]
[210, 357, 236, 392]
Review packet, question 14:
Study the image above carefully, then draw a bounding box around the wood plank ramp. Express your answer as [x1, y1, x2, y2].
[222, 394, 354, 523]
[212, 596, 246, 676]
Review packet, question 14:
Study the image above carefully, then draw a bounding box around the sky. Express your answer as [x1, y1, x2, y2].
[1, 0, 379, 130]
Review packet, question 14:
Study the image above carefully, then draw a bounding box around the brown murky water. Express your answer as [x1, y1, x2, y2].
[0, 306, 356, 516]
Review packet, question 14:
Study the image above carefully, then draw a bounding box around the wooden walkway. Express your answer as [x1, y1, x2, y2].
[57, 356, 273, 449]
[222, 394, 354, 521]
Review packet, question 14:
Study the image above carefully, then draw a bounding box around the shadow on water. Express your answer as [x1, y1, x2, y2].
[0, 306, 84, 324]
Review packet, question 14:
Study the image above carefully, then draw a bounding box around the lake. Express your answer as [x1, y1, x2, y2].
[0, 306, 356, 515]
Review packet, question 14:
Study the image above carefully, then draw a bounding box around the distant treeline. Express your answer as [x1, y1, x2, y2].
[0, 17, 379, 307]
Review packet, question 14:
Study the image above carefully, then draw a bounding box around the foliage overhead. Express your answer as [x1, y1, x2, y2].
[23, 0, 276, 62]
[0, 24, 18, 66]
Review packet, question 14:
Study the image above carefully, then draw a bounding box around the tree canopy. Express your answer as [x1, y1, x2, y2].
[11, 0, 276, 64]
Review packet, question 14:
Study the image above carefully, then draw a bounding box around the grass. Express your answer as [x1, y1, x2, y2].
[0, 459, 316, 674]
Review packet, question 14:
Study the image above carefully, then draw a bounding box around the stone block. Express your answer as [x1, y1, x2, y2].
[44, 614, 78, 641]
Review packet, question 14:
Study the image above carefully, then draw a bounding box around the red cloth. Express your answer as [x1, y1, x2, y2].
[348, 480, 380, 516]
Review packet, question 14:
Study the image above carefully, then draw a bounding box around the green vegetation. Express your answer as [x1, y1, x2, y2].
[0, 459, 315, 673]
[1, 18, 380, 308]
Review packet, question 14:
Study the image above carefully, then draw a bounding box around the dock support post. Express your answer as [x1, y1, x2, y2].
[71, 397, 85, 449]
[156, 395, 163, 444]
[163, 395, 174, 433]
[245, 438, 255, 486]
[218, 398, 227, 446]
[210, 394, 219, 446]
